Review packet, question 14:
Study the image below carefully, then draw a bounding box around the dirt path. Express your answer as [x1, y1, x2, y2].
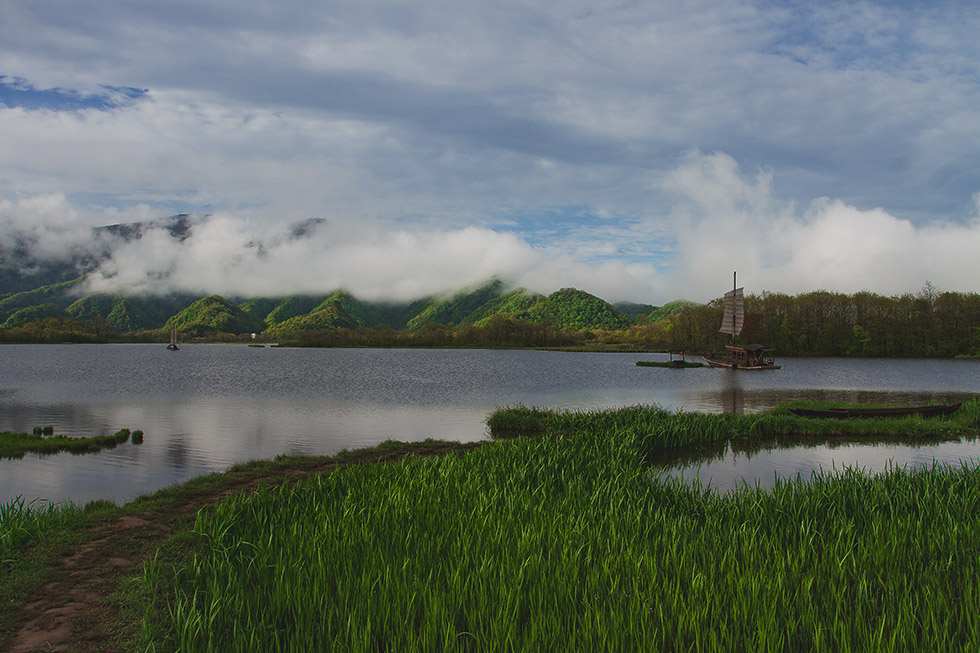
[5, 442, 481, 652]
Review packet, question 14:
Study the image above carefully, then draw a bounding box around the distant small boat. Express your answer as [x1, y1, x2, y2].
[788, 403, 962, 419]
[167, 328, 180, 351]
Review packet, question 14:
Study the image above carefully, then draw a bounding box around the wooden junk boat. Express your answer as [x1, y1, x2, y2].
[788, 403, 962, 419]
[702, 272, 780, 370]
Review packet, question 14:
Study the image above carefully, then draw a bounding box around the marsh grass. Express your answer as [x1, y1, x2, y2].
[489, 398, 980, 448]
[161, 428, 980, 651]
[0, 428, 135, 459]
[0, 497, 82, 563]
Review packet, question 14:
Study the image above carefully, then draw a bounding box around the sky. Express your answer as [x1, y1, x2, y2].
[1, 0, 979, 303]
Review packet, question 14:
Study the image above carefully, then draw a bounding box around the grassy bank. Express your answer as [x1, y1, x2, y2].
[144, 400, 980, 650]
[5, 402, 980, 650]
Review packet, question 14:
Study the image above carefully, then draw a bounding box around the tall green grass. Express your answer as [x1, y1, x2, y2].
[157, 419, 980, 651]
[490, 398, 980, 453]
[0, 497, 82, 563]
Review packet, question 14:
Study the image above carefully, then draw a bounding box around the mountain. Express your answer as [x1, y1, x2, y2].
[0, 279, 84, 322]
[615, 301, 658, 320]
[2, 303, 69, 327]
[649, 300, 698, 322]
[529, 288, 633, 330]
[405, 279, 507, 329]
[66, 293, 195, 332]
[0, 214, 200, 298]
[165, 295, 267, 337]
[1, 213, 682, 340]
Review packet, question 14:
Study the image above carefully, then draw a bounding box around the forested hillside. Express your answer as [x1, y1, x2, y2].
[1, 268, 978, 358]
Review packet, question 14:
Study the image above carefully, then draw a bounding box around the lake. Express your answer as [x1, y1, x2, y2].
[1, 344, 978, 505]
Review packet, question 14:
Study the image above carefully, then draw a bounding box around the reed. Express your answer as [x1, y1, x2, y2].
[157, 420, 980, 651]
[489, 398, 980, 448]
[0, 496, 82, 562]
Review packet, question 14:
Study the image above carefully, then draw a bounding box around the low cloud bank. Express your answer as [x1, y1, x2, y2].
[3, 152, 979, 304]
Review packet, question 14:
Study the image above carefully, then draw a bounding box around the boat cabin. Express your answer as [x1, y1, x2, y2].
[725, 344, 775, 368]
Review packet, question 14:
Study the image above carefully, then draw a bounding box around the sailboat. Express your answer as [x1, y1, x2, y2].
[702, 272, 779, 370]
[167, 328, 180, 351]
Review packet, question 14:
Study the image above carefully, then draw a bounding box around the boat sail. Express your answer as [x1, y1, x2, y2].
[703, 272, 779, 370]
[719, 285, 744, 339]
[167, 328, 180, 351]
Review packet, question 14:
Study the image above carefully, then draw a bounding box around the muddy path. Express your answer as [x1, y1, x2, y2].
[4, 441, 482, 652]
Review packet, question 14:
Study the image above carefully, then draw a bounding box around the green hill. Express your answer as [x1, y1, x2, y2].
[649, 300, 698, 322]
[3, 303, 70, 327]
[165, 295, 266, 337]
[406, 279, 509, 329]
[265, 302, 361, 336]
[67, 293, 195, 332]
[530, 288, 633, 330]
[615, 301, 658, 321]
[312, 291, 388, 328]
[0, 279, 84, 322]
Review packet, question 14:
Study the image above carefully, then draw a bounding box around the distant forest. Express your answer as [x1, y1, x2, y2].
[652, 286, 980, 358]
[2, 282, 978, 358]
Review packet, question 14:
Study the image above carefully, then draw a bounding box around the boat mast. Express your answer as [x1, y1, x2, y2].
[731, 270, 736, 346]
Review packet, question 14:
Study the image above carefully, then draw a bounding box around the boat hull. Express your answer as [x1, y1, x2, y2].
[702, 356, 780, 370]
[788, 404, 962, 419]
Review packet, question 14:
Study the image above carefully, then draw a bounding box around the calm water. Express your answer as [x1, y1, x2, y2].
[1, 344, 978, 505]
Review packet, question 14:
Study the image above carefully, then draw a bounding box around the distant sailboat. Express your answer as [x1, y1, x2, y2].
[167, 328, 180, 351]
[702, 272, 779, 370]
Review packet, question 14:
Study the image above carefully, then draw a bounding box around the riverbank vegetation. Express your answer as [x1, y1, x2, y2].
[3, 402, 980, 650]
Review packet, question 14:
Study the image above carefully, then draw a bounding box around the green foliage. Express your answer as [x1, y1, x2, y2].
[0, 428, 136, 459]
[0, 278, 83, 322]
[157, 408, 980, 651]
[663, 286, 980, 357]
[406, 279, 508, 329]
[165, 295, 266, 337]
[258, 296, 324, 327]
[648, 299, 698, 323]
[614, 301, 658, 320]
[530, 288, 633, 330]
[2, 303, 69, 327]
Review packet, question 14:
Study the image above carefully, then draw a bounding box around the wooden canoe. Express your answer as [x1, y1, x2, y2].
[788, 403, 962, 419]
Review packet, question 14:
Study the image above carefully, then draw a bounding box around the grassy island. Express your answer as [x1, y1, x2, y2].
[0, 428, 141, 459]
[3, 401, 980, 650]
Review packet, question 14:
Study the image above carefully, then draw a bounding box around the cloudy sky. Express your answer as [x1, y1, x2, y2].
[1, 0, 978, 303]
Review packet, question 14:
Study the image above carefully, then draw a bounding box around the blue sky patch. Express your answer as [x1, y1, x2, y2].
[0, 76, 147, 111]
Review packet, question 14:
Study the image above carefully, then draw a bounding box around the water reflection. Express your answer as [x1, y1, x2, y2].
[1, 345, 978, 504]
[654, 434, 980, 494]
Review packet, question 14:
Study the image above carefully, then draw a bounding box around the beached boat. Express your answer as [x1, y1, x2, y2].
[167, 328, 180, 351]
[702, 272, 779, 370]
[788, 403, 962, 419]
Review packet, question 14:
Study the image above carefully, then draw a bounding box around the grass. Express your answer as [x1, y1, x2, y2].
[151, 423, 980, 651]
[5, 401, 980, 650]
[488, 398, 980, 446]
[0, 428, 137, 459]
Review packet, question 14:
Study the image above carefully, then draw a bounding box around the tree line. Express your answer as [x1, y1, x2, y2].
[650, 286, 980, 358]
[4, 286, 980, 358]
